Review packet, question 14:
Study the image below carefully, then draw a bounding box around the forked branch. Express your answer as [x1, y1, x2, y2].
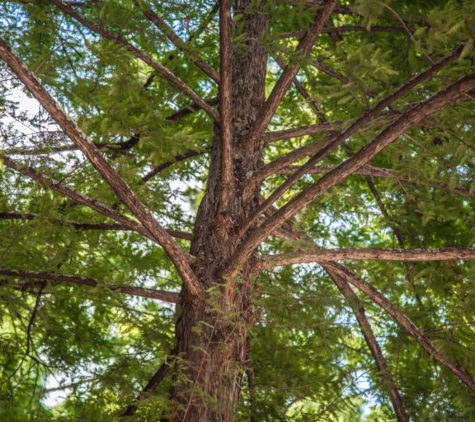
[244, 0, 337, 144]
[325, 261, 475, 391]
[325, 268, 409, 421]
[227, 70, 475, 273]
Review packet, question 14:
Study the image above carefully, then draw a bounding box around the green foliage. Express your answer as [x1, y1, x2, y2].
[1, 0, 475, 420]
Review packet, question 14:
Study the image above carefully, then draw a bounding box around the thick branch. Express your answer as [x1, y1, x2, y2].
[219, 0, 234, 188]
[0, 40, 203, 298]
[48, 0, 219, 122]
[141, 9, 220, 83]
[260, 247, 475, 269]
[228, 70, 475, 273]
[0, 212, 193, 240]
[0, 269, 180, 303]
[273, 165, 475, 200]
[244, 0, 337, 144]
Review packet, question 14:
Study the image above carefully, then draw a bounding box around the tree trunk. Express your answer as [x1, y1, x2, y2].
[168, 2, 268, 420]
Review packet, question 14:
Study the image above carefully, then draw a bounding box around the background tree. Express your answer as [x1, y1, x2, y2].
[1, 0, 475, 420]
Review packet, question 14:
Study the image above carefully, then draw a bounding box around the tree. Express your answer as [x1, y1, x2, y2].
[1, 0, 475, 420]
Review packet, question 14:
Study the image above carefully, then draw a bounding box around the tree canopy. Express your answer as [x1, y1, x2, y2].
[1, 0, 475, 420]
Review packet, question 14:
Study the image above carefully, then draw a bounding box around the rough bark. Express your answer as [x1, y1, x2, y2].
[168, 1, 269, 419]
[260, 247, 475, 268]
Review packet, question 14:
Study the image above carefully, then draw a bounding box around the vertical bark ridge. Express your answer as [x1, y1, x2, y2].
[220, 0, 234, 190]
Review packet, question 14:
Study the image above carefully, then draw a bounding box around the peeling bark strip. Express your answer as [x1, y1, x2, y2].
[0, 268, 179, 303]
[0, 40, 202, 299]
[260, 247, 475, 268]
[48, 0, 219, 122]
[219, 0, 234, 188]
[227, 71, 475, 273]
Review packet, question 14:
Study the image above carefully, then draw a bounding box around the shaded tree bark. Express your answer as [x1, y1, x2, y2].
[167, 0, 270, 418]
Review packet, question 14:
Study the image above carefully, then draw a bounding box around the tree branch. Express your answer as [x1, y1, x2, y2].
[219, 0, 234, 188]
[122, 347, 177, 416]
[4, 98, 218, 158]
[227, 70, 475, 273]
[0, 40, 203, 298]
[266, 216, 475, 396]
[2, 157, 197, 267]
[258, 112, 401, 180]
[260, 205, 409, 420]
[273, 164, 475, 200]
[325, 269, 409, 421]
[310, 59, 349, 83]
[262, 121, 340, 144]
[141, 8, 220, 83]
[277, 25, 409, 39]
[272, 54, 324, 120]
[142, 149, 207, 182]
[166, 97, 219, 122]
[255, 42, 464, 182]
[2, 156, 149, 237]
[259, 247, 475, 269]
[47, 0, 219, 122]
[0, 212, 193, 240]
[325, 261, 475, 392]
[0, 269, 180, 303]
[244, 0, 337, 144]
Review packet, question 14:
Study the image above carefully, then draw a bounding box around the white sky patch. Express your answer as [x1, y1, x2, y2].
[1, 87, 41, 133]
